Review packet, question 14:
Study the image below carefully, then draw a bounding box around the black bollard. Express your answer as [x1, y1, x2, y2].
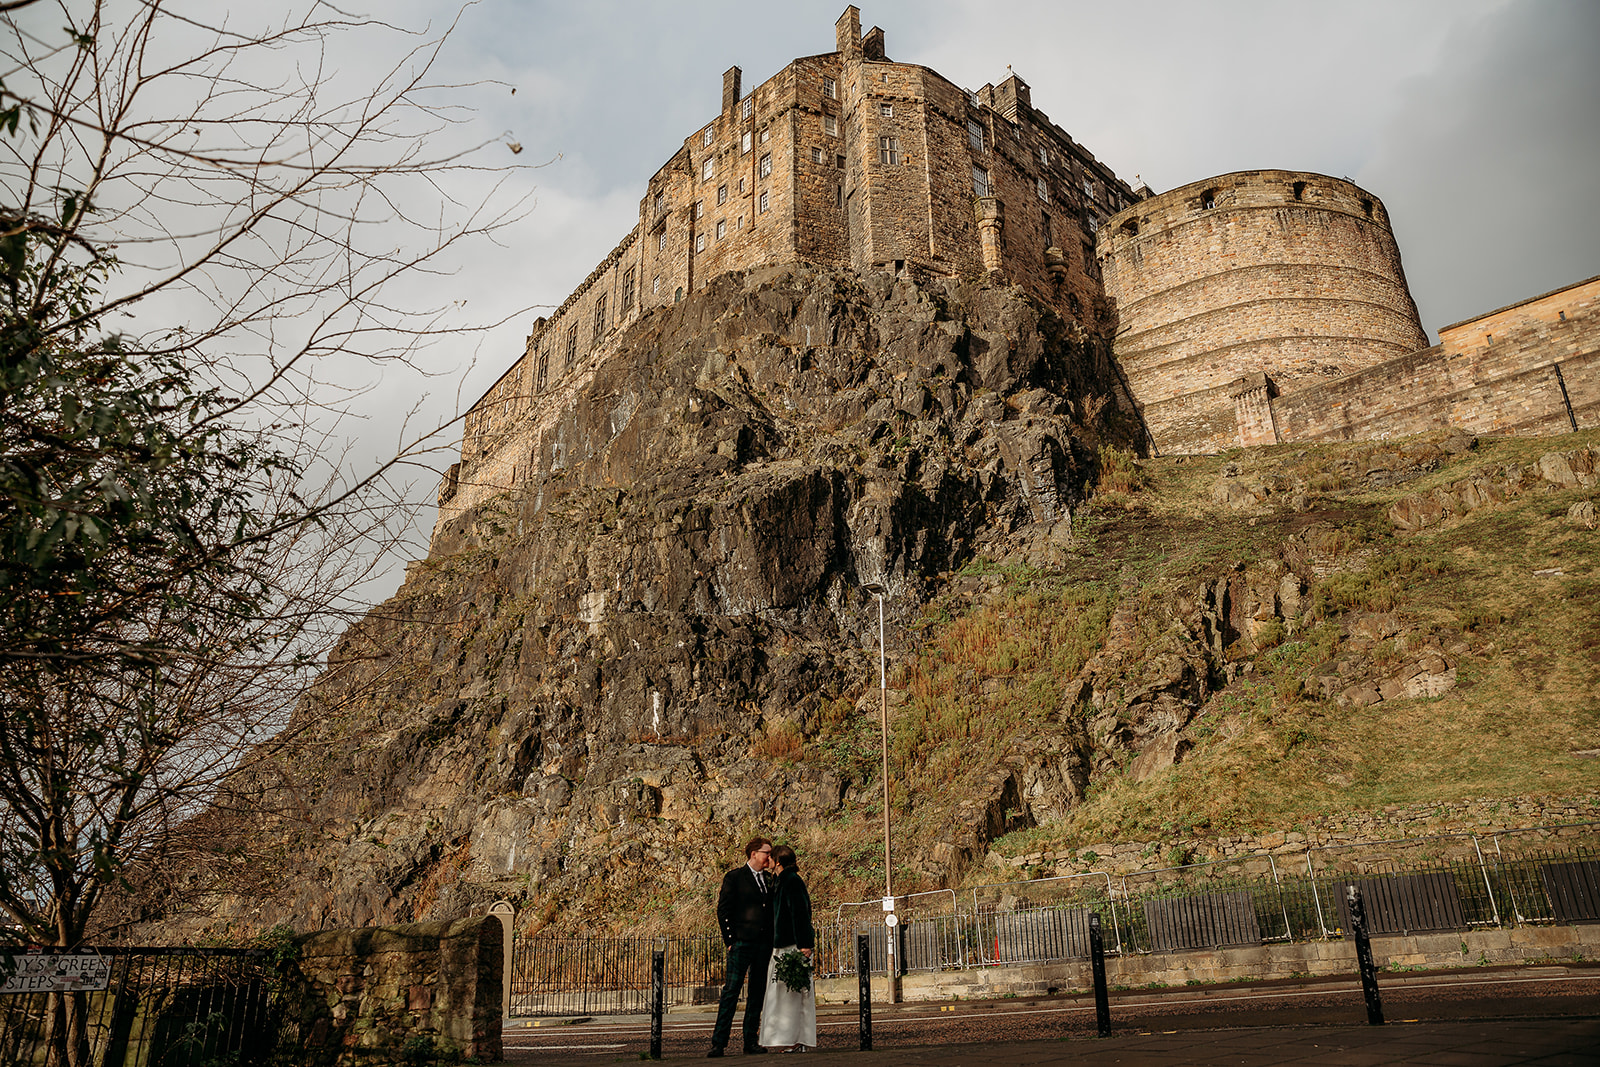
[649, 948, 665, 1059]
[857, 933, 873, 1051]
[1088, 913, 1111, 1037]
[1345, 885, 1385, 1026]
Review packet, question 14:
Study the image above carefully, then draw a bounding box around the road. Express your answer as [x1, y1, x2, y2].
[498, 965, 1600, 1064]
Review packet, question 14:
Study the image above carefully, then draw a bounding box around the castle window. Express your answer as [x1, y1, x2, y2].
[1082, 241, 1096, 274]
[1120, 219, 1138, 237]
[758, 152, 772, 178]
[824, 114, 838, 137]
[1559, 310, 1567, 321]
[1042, 212, 1052, 248]
[593, 293, 607, 339]
[1068, 293, 1082, 316]
[716, 218, 726, 240]
[968, 90, 980, 107]
[1036, 177, 1049, 202]
[742, 97, 753, 120]
[695, 199, 704, 219]
[621, 268, 635, 309]
[1201, 189, 1217, 210]
[737, 215, 743, 229]
[1083, 178, 1095, 200]
[739, 177, 745, 193]
[653, 275, 660, 295]
[675, 286, 683, 303]
[972, 165, 990, 197]
[658, 232, 667, 252]
[812, 146, 823, 164]
[1360, 198, 1374, 218]
[1087, 214, 1099, 234]
[1038, 146, 1048, 165]
[823, 76, 837, 100]
[968, 119, 984, 152]
[703, 127, 714, 147]
[653, 191, 664, 215]
[717, 183, 728, 206]
[702, 157, 714, 181]
[880, 102, 894, 117]
[837, 153, 845, 168]
[1010, 122, 1020, 140]
[836, 184, 843, 208]
[1292, 180, 1306, 201]
[696, 233, 705, 253]
[760, 128, 770, 144]
[565, 324, 578, 369]
[759, 190, 769, 214]
[742, 131, 752, 153]
[879, 136, 900, 165]
[536, 347, 548, 390]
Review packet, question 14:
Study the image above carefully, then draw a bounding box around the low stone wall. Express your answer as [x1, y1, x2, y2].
[813, 923, 1600, 1004]
[281, 916, 502, 1066]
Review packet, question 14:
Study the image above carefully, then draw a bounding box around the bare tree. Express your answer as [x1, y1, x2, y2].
[0, 2, 529, 1061]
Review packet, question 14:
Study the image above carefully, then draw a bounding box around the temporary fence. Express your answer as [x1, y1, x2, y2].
[0, 946, 282, 1067]
[506, 821, 1600, 1016]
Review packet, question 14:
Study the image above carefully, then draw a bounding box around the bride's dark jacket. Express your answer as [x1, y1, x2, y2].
[771, 868, 815, 950]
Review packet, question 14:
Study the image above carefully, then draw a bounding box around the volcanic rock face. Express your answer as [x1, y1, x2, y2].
[168, 265, 1146, 934]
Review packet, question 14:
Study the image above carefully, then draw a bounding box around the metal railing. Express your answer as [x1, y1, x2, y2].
[0, 946, 282, 1067]
[506, 822, 1600, 1016]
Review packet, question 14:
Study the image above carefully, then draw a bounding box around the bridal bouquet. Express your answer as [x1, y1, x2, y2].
[773, 948, 812, 994]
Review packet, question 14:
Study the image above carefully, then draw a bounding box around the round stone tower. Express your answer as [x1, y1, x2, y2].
[1097, 170, 1428, 454]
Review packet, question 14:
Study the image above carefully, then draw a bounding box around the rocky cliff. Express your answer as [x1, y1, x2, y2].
[142, 264, 1600, 939]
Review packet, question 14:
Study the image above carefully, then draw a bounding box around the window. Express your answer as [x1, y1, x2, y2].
[694, 200, 704, 219]
[736, 215, 743, 229]
[837, 153, 845, 168]
[1011, 122, 1020, 140]
[758, 152, 772, 178]
[674, 286, 683, 303]
[536, 346, 548, 390]
[824, 114, 838, 137]
[621, 268, 635, 309]
[758, 190, 769, 214]
[653, 274, 661, 295]
[658, 232, 667, 252]
[703, 127, 714, 148]
[716, 218, 726, 240]
[972, 165, 989, 196]
[1038, 146, 1048, 165]
[593, 294, 607, 338]
[836, 184, 843, 208]
[742, 131, 752, 153]
[759, 128, 770, 144]
[1082, 242, 1096, 275]
[1042, 212, 1052, 248]
[878, 136, 900, 165]
[968, 119, 984, 151]
[565, 324, 578, 369]
[1087, 214, 1099, 234]
[741, 97, 752, 119]
[695, 233, 705, 252]
[811, 146, 823, 164]
[823, 76, 837, 99]
[702, 157, 714, 181]
[1036, 177, 1049, 202]
[968, 90, 980, 108]
[1083, 178, 1094, 199]
[717, 183, 728, 206]
[653, 191, 664, 215]
[880, 101, 894, 117]
[1360, 198, 1373, 218]
[1201, 188, 1217, 210]
[738, 177, 745, 193]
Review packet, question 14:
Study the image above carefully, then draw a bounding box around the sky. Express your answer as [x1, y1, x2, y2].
[14, 1, 1597, 601]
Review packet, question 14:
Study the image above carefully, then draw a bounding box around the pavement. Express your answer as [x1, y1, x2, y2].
[499, 966, 1600, 1065]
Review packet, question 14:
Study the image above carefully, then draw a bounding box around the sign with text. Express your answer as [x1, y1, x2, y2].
[0, 952, 111, 994]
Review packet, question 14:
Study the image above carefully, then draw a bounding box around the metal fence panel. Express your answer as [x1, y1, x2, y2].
[1540, 861, 1600, 923]
[1332, 872, 1467, 936]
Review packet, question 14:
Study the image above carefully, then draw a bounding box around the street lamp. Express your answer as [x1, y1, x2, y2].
[861, 581, 897, 998]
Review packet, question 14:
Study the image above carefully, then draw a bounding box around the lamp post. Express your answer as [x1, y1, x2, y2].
[861, 582, 896, 1000]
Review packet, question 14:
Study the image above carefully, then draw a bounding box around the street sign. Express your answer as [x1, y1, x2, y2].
[0, 952, 111, 994]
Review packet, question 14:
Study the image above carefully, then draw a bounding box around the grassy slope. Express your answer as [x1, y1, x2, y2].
[784, 431, 1600, 905]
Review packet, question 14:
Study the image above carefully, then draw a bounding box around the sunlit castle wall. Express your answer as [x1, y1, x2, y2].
[1098, 171, 1429, 454]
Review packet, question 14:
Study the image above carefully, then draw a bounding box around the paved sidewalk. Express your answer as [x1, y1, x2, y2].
[718, 1018, 1600, 1065]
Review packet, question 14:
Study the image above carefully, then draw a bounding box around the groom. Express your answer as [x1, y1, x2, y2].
[708, 837, 775, 1057]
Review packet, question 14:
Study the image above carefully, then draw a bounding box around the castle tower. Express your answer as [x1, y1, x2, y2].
[1097, 171, 1428, 454]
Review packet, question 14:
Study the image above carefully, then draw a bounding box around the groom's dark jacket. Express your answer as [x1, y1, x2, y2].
[716, 864, 774, 947]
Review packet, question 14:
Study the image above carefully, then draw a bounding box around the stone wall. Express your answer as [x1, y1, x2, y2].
[281, 916, 501, 1066]
[1269, 274, 1600, 445]
[1098, 170, 1428, 455]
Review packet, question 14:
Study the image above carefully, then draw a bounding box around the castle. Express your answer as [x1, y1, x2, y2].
[437, 7, 1598, 527]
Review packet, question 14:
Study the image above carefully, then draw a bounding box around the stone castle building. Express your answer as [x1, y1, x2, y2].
[438, 7, 1597, 525]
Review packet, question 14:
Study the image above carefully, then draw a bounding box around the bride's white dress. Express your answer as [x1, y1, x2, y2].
[757, 945, 816, 1048]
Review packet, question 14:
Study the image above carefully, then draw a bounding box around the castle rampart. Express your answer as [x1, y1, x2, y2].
[1097, 171, 1428, 454]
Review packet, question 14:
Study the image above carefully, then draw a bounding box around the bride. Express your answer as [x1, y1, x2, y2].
[758, 844, 817, 1053]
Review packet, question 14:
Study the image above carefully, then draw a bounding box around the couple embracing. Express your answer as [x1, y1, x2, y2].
[708, 837, 816, 1056]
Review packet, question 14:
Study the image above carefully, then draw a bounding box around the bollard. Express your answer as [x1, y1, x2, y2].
[649, 948, 665, 1059]
[857, 933, 873, 1051]
[1345, 885, 1385, 1026]
[1088, 913, 1111, 1037]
